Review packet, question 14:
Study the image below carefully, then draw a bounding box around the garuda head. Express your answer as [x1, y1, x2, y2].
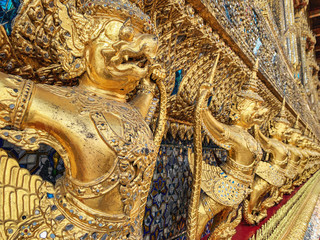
[3, 0, 158, 91]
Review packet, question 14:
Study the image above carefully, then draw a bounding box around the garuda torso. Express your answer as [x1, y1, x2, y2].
[286, 144, 302, 179]
[0, 73, 157, 239]
[255, 138, 290, 187]
[199, 124, 263, 208]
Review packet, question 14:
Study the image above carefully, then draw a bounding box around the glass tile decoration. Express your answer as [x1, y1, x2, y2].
[143, 135, 226, 240]
[0, 133, 225, 240]
[304, 195, 320, 240]
[143, 137, 193, 239]
[253, 38, 262, 56]
[0, 138, 65, 184]
[172, 69, 183, 95]
[0, 0, 21, 35]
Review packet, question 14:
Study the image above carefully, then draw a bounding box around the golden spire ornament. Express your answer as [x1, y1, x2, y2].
[237, 59, 264, 102]
[273, 98, 290, 125]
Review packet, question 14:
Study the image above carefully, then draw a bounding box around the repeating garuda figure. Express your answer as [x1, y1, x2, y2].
[293, 129, 312, 186]
[243, 99, 290, 224]
[309, 144, 320, 175]
[280, 117, 303, 195]
[188, 61, 269, 239]
[301, 135, 320, 183]
[308, 140, 320, 175]
[0, 0, 167, 239]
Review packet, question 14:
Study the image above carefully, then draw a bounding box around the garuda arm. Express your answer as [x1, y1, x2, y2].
[0, 72, 34, 129]
[201, 109, 229, 146]
[0, 73, 54, 238]
[254, 126, 272, 153]
[130, 66, 166, 118]
[130, 66, 167, 147]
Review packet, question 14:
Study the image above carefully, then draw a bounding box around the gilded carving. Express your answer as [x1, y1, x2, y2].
[244, 99, 290, 224]
[280, 117, 304, 195]
[0, 0, 319, 239]
[187, 61, 268, 239]
[0, 0, 167, 239]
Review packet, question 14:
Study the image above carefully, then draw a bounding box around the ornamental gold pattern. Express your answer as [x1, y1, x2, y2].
[0, 0, 168, 239]
[243, 100, 291, 225]
[0, 0, 320, 239]
[186, 61, 268, 239]
[251, 169, 320, 240]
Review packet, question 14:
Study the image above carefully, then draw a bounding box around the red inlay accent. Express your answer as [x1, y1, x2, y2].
[200, 182, 305, 240]
[233, 184, 303, 240]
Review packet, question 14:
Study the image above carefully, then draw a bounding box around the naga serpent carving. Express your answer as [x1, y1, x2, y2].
[0, 0, 167, 239]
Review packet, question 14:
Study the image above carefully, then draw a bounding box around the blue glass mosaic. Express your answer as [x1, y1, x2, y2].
[143, 135, 226, 239]
[0, 138, 65, 184]
[253, 38, 262, 56]
[172, 69, 183, 95]
[0, 0, 21, 35]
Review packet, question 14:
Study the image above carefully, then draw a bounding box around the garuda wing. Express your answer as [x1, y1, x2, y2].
[0, 26, 26, 75]
[188, 150, 252, 207]
[0, 148, 52, 239]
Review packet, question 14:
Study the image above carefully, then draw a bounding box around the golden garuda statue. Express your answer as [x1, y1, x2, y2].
[280, 117, 303, 195]
[187, 60, 269, 239]
[244, 99, 291, 224]
[295, 130, 318, 184]
[0, 0, 167, 239]
[293, 128, 312, 186]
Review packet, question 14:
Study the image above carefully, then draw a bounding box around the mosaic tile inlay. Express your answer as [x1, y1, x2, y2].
[0, 0, 20, 34]
[304, 195, 320, 240]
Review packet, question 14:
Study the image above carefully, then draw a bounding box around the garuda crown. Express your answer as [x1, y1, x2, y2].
[237, 60, 264, 102]
[272, 98, 290, 125]
[292, 115, 302, 134]
[76, 0, 155, 33]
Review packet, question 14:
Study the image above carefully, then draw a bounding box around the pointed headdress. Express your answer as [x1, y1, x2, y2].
[272, 98, 289, 125]
[76, 0, 155, 33]
[237, 59, 264, 102]
[291, 115, 302, 134]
